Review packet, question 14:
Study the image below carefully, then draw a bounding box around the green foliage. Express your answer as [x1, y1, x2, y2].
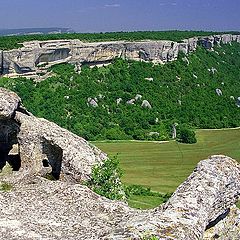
[177, 125, 197, 144]
[86, 156, 125, 200]
[0, 30, 233, 50]
[141, 233, 159, 240]
[0, 43, 240, 141]
[125, 184, 172, 203]
[44, 173, 57, 181]
[0, 182, 12, 192]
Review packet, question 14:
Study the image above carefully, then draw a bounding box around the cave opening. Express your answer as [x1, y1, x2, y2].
[0, 120, 21, 172]
[42, 139, 63, 180]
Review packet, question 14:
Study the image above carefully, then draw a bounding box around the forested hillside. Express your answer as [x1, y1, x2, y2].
[0, 43, 240, 141]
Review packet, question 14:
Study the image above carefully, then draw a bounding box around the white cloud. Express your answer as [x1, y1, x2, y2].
[159, 2, 177, 6]
[104, 4, 120, 8]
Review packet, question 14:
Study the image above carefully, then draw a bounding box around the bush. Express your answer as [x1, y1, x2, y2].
[125, 184, 172, 203]
[177, 126, 197, 144]
[86, 156, 125, 200]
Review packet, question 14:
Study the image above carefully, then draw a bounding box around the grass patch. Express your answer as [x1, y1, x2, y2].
[94, 128, 240, 208]
[128, 195, 165, 209]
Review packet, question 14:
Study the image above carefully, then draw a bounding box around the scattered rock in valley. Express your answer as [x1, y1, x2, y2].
[126, 99, 135, 105]
[193, 74, 198, 79]
[135, 94, 142, 101]
[208, 67, 217, 74]
[148, 131, 160, 136]
[88, 97, 98, 108]
[216, 88, 223, 96]
[144, 77, 154, 81]
[116, 98, 122, 105]
[182, 56, 190, 65]
[141, 100, 152, 109]
[237, 97, 240, 107]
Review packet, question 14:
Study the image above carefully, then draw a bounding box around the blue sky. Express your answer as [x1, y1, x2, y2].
[0, 0, 239, 32]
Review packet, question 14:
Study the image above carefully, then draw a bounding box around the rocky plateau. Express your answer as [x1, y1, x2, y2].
[0, 34, 239, 80]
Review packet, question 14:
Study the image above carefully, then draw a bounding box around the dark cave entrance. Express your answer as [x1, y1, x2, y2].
[0, 120, 21, 171]
[42, 139, 63, 180]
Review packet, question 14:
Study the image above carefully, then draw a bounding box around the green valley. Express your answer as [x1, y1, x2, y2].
[95, 128, 240, 208]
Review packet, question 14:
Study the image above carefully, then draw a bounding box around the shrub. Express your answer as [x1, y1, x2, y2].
[177, 125, 197, 144]
[86, 156, 125, 200]
[125, 184, 172, 203]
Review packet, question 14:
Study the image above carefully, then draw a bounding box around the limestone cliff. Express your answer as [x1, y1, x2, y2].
[0, 34, 239, 79]
[0, 88, 239, 239]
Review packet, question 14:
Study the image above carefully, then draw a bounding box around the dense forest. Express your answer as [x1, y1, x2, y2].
[0, 42, 240, 141]
[0, 30, 238, 50]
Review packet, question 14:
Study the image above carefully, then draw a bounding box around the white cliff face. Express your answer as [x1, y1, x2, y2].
[1, 34, 239, 78]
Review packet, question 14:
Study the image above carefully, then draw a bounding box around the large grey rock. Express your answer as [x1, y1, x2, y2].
[112, 155, 240, 239]
[0, 87, 21, 119]
[203, 206, 240, 239]
[0, 155, 239, 240]
[0, 88, 106, 181]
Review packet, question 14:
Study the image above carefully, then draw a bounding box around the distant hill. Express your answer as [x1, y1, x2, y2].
[0, 28, 74, 36]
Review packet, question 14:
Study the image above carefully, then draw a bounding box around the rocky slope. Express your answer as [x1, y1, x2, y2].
[0, 34, 239, 79]
[0, 88, 239, 239]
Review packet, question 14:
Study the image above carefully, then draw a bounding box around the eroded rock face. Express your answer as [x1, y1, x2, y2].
[0, 155, 239, 239]
[0, 88, 20, 119]
[203, 206, 240, 240]
[1, 34, 239, 79]
[0, 88, 106, 181]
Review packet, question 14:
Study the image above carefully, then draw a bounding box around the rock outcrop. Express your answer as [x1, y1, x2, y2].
[0, 155, 239, 239]
[0, 34, 239, 79]
[0, 87, 106, 181]
[0, 88, 239, 239]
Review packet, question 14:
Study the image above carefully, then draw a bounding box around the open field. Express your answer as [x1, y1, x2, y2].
[94, 128, 240, 208]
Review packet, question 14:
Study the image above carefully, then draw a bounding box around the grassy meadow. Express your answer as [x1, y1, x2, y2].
[94, 128, 240, 209]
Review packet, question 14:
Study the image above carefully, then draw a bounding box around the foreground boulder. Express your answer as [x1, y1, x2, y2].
[0, 155, 239, 240]
[0, 88, 239, 239]
[0, 87, 106, 181]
